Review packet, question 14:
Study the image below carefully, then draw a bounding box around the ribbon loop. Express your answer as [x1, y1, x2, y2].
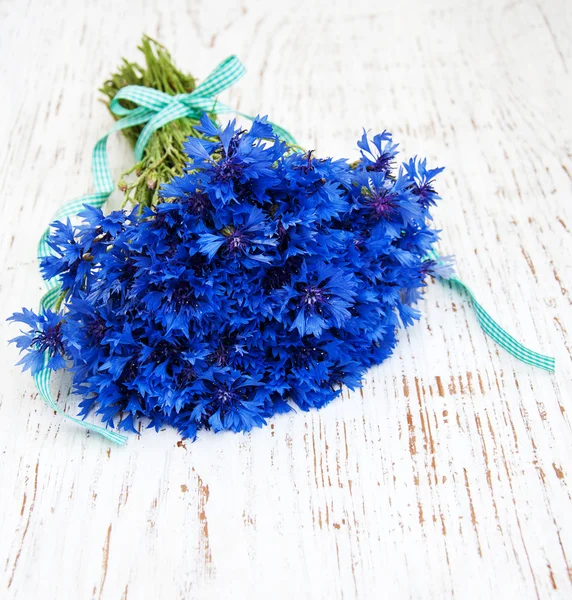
[191, 55, 246, 97]
[109, 86, 173, 116]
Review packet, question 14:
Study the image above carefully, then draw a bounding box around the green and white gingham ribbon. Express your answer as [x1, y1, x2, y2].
[429, 252, 555, 372]
[35, 55, 297, 445]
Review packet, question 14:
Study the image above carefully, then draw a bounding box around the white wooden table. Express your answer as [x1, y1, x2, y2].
[1, 1, 571, 598]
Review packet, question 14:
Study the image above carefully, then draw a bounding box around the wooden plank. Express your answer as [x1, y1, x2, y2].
[0, 0, 571, 598]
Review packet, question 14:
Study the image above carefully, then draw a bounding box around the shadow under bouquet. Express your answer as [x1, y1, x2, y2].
[8, 37, 553, 444]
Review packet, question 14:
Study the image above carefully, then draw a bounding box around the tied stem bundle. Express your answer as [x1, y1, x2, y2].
[100, 36, 204, 207]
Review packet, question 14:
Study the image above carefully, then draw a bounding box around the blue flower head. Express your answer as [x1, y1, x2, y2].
[403, 157, 445, 213]
[162, 113, 281, 208]
[8, 308, 66, 375]
[357, 129, 399, 173]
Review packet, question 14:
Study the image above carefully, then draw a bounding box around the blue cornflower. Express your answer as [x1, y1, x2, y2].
[423, 255, 456, 279]
[8, 308, 66, 375]
[357, 129, 399, 173]
[355, 168, 422, 232]
[40, 219, 92, 292]
[197, 206, 276, 265]
[163, 113, 281, 207]
[77, 204, 131, 241]
[286, 263, 357, 336]
[403, 158, 445, 211]
[191, 370, 267, 433]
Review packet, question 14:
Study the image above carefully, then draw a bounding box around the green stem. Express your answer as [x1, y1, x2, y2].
[100, 35, 202, 208]
[54, 290, 68, 312]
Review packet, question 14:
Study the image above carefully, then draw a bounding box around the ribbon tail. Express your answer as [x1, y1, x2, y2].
[431, 253, 555, 372]
[34, 355, 127, 445]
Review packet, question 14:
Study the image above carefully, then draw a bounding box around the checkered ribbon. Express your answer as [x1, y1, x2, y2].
[430, 252, 555, 372]
[34, 55, 297, 445]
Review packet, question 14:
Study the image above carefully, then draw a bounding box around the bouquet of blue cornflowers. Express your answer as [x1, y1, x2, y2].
[9, 38, 551, 443]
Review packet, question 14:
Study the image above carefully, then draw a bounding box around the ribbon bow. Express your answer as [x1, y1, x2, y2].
[109, 55, 296, 162]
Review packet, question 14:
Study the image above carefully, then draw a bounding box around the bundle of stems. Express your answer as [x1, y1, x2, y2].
[100, 36, 201, 207]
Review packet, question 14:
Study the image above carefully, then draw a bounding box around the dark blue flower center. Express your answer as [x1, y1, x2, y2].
[214, 155, 243, 183]
[183, 191, 209, 215]
[370, 191, 396, 218]
[263, 258, 301, 291]
[294, 151, 315, 174]
[214, 386, 239, 405]
[412, 184, 436, 208]
[172, 282, 198, 308]
[86, 317, 107, 342]
[176, 365, 196, 387]
[366, 152, 393, 173]
[301, 285, 326, 308]
[227, 230, 248, 253]
[121, 358, 139, 383]
[290, 343, 326, 367]
[151, 341, 175, 364]
[31, 322, 64, 357]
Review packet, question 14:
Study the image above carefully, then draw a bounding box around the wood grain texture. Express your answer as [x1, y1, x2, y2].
[1, 0, 571, 598]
